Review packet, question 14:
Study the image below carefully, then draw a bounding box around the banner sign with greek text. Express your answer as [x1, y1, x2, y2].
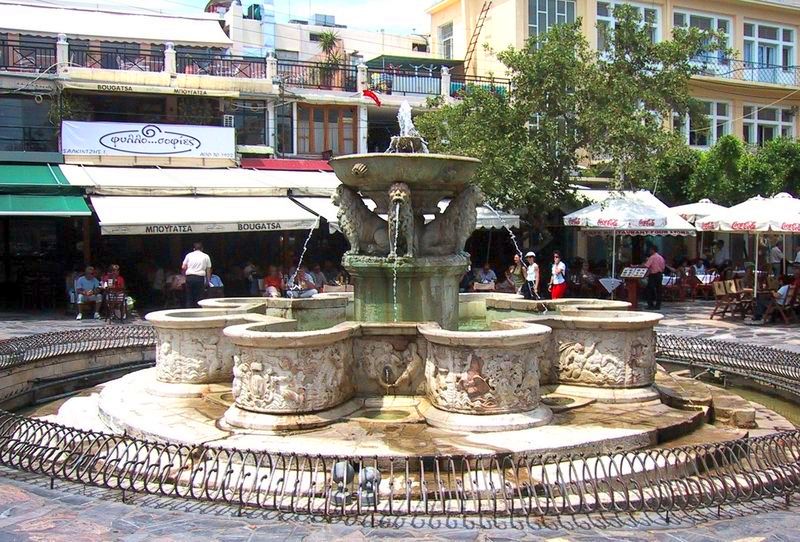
[62, 121, 235, 159]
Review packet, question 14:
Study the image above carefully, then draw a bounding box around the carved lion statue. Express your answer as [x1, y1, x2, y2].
[387, 182, 417, 258]
[419, 185, 485, 256]
[332, 185, 389, 256]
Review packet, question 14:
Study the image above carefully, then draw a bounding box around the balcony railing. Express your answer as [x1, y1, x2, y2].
[70, 46, 164, 72]
[449, 74, 511, 97]
[277, 60, 358, 91]
[177, 51, 266, 78]
[366, 68, 441, 97]
[694, 55, 798, 87]
[0, 40, 56, 73]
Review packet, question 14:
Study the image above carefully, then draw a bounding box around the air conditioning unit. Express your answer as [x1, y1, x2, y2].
[223, 115, 235, 128]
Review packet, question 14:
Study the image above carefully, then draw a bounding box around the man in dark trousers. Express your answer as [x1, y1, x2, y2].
[643, 245, 665, 310]
[181, 242, 212, 308]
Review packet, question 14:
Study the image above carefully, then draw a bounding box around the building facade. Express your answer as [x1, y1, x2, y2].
[428, 0, 800, 149]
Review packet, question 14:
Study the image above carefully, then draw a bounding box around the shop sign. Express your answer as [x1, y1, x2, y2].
[60, 80, 240, 98]
[102, 220, 312, 236]
[62, 121, 235, 159]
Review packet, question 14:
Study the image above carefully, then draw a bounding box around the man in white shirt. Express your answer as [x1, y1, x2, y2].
[712, 240, 729, 269]
[182, 242, 212, 308]
[769, 240, 785, 277]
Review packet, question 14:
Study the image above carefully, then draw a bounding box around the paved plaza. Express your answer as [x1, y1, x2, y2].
[0, 301, 798, 540]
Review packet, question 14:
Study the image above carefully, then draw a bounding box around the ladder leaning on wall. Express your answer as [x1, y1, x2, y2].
[464, 0, 493, 74]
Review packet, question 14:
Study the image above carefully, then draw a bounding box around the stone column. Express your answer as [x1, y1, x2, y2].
[357, 63, 368, 92]
[357, 104, 368, 153]
[56, 34, 68, 74]
[440, 66, 451, 98]
[266, 52, 277, 82]
[164, 42, 176, 75]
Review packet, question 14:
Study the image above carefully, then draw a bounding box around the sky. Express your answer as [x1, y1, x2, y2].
[96, 0, 432, 36]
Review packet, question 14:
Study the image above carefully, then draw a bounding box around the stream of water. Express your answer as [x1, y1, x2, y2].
[392, 202, 400, 322]
[287, 215, 320, 290]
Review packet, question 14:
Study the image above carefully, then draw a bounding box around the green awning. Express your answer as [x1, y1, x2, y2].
[0, 195, 91, 216]
[0, 165, 82, 195]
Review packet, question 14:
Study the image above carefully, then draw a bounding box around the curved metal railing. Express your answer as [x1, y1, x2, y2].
[0, 327, 794, 518]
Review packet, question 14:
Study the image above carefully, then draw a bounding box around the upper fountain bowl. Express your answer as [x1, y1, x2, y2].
[330, 153, 481, 204]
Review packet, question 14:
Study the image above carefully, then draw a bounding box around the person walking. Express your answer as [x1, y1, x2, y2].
[509, 253, 527, 294]
[182, 242, 212, 308]
[548, 251, 568, 299]
[523, 251, 539, 299]
[643, 245, 665, 310]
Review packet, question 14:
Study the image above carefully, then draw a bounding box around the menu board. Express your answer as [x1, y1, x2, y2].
[620, 267, 648, 278]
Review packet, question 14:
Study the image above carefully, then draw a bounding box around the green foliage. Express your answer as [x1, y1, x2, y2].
[687, 136, 800, 204]
[652, 143, 701, 206]
[415, 6, 726, 212]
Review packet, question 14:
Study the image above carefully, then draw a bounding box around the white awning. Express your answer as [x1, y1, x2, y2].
[60, 165, 340, 197]
[0, 4, 232, 47]
[91, 196, 319, 235]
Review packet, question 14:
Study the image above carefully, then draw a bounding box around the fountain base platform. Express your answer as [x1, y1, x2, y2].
[343, 253, 467, 330]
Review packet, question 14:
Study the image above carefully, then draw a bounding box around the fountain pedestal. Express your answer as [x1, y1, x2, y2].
[344, 254, 466, 330]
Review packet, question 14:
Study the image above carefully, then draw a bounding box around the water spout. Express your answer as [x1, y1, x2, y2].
[387, 101, 429, 153]
[392, 201, 400, 322]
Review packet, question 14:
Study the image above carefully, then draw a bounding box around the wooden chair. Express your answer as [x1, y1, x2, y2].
[725, 279, 753, 319]
[764, 285, 797, 325]
[709, 281, 733, 319]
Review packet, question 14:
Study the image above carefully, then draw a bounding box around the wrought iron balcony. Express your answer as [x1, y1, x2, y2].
[277, 60, 358, 91]
[177, 51, 266, 78]
[694, 55, 798, 87]
[70, 46, 164, 72]
[0, 39, 56, 73]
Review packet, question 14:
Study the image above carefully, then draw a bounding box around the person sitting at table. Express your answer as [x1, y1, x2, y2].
[495, 266, 518, 293]
[101, 264, 126, 292]
[263, 265, 283, 298]
[459, 266, 475, 293]
[692, 258, 706, 276]
[310, 264, 326, 290]
[75, 266, 101, 320]
[575, 260, 598, 297]
[748, 275, 793, 324]
[475, 262, 497, 285]
[285, 265, 318, 298]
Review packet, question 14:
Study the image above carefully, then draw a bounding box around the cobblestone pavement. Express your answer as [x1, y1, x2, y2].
[0, 303, 798, 540]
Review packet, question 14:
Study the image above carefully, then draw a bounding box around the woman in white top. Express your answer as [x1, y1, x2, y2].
[523, 251, 539, 299]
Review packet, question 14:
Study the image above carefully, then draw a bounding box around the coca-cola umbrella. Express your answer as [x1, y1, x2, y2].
[563, 191, 695, 278]
[670, 198, 727, 224]
[695, 193, 800, 294]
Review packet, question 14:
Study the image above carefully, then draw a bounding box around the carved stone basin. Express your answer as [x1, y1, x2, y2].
[330, 153, 481, 213]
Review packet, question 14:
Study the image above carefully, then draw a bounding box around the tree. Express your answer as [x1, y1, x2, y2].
[415, 7, 726, 213]
[316, 30, 342, 87]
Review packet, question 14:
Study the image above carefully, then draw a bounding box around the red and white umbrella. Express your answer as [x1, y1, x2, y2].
[695, 193, 800, 294]
[670, 198, 727, 224]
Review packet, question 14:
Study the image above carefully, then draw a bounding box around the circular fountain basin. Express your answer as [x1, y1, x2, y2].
[330, 153, 481, 212]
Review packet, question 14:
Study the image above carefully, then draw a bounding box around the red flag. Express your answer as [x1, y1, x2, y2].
[362, 89, 381, 106]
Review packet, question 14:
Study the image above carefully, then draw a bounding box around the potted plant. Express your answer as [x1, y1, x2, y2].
[317, 30, 341, 89]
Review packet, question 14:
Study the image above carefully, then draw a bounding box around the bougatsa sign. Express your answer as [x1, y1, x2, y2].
[62, 121, 235, 159]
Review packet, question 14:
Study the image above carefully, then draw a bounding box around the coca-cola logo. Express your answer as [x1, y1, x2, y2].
[567, 217, 582, 225]
[638, 218, 656, 227]
[731, 221, 756, 230]
[780, 222, 800, 232]
[700, 222, 717, 231]
[597, 218, 619, 227]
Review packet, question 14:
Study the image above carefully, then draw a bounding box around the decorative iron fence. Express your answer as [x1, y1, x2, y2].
[449, 75, 511, 97]
[0, 329, 795, 519]
[176, 52, 267, 79]
[277, 60, 358, 91]
[0, 40, 57, 73]
[694, 56, 799, 87]
[69, 46, 164, 72]
[366, 68, 441, 97]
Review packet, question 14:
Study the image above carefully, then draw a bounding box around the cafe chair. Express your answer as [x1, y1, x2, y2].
[709, 281, 734, 320]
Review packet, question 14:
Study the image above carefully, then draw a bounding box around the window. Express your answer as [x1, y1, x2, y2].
[275, 50, 299, 62]
[0, 96, 58, 152]
[743, 20, 795, 84]
[276, 103, 294, 155]
[673, 9, 731, 67]
[743, 104, 795, 145]
[528, 0, 576, 39]
[226, 101, 266, 146]
[296, 104, 357, 156]
[439, 22, 453, 59]
[674, 100, 731, 147]
[596, 2, 659, 49]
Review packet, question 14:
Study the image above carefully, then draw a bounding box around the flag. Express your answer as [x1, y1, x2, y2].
[362, 89, 381, 107]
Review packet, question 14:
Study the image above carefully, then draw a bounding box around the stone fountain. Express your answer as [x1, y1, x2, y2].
[330, 103, 482, 329]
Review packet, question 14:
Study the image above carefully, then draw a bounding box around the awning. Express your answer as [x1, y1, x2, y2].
[0, 4, 232, 47]
[60, 165, 340, 197]
[0, 165, 79, 195]
[91, 196, 319, 235]
[0, 195, 90, 216]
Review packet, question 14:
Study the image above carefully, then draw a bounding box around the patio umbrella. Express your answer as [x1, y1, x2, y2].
[670, 199, 728, 260]
[564, 191, 695, 278]
[695, 193, 800, 295]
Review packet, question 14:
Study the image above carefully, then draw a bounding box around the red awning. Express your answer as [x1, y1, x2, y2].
[242, 158, 333, 172]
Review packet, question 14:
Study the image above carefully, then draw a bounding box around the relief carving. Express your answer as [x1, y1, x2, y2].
[232, 343, 353, 413]
[554, 329, 655, 387]
[353, 336, 426, 395]
[425, 344, 542, 414]
[155, 328, 234, 384]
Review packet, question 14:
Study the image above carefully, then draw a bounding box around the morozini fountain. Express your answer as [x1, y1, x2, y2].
[33, 104, 779, 512]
